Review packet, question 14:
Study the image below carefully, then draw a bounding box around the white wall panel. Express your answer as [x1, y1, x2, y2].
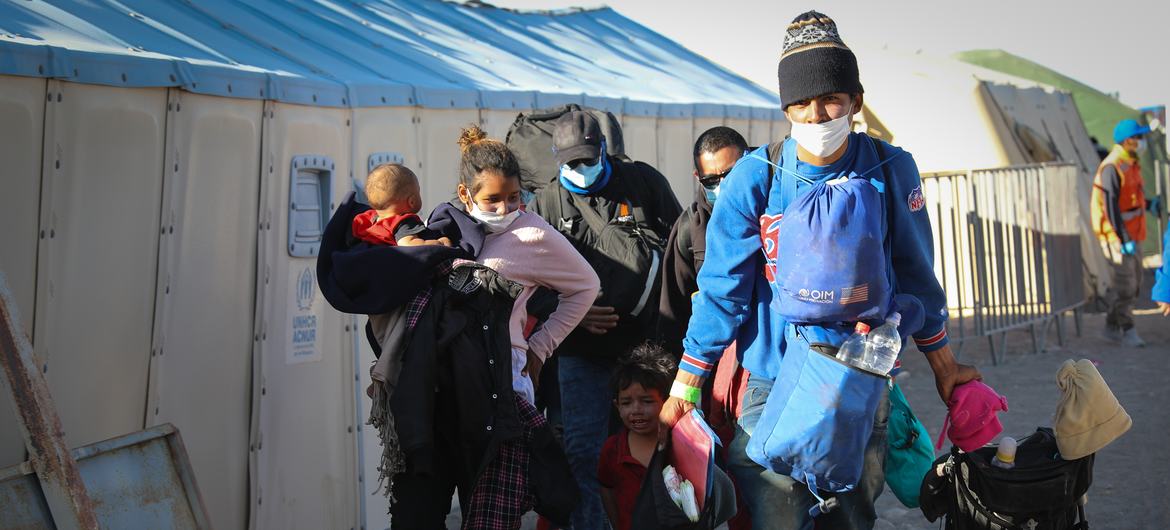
[253, 102, 357, 530]
[417, 108, 481, 208]
[622, 115, 659, 168]
[143, 92, 262, 530]
[479, 109, 521, 141]
[0, 75, 46, 467]
[725, 118, 751, 149]
[656, 117, 695, 205]
[31, 82, 166, 450]
[749, 117, 773, 148]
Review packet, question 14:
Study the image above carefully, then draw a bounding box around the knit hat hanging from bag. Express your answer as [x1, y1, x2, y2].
[1054, 359, 1132, 460]
[777, 11, 864, 109]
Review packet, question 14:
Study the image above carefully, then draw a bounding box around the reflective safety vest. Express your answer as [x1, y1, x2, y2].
[1091, 147, 1146, 243]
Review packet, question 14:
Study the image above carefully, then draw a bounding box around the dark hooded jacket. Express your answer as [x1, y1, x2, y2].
[656, 191, 713, 358]
[317, 193, 577, 521]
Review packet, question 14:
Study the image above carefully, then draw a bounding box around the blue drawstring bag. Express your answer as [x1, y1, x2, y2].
[771, 174, 890, 323]
[745, 324, 890, 516]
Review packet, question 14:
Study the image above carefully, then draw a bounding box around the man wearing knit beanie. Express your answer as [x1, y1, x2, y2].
[659, 10, 980, 529]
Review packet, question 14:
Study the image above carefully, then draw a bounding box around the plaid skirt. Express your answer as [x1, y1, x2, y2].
[462, 394, 546, 530]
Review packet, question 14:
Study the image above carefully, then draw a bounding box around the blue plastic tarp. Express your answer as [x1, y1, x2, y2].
[0, 0, 781, 117]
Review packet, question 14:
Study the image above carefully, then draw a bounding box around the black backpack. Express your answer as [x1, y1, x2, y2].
[505, 104, 628, 193]
[920, 427, 1093, 530]
[554, 173, 664, 320]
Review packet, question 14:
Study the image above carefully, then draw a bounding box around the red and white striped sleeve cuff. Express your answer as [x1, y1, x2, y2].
[913, 327, 949, 352]
[679, 353, 715, 378]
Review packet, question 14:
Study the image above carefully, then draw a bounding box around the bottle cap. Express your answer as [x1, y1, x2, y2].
[855, 322, 871, 334]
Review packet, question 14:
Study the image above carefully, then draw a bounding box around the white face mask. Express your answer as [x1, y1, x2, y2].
[789, 112, 853, 158]
[468, 202, 522, 233]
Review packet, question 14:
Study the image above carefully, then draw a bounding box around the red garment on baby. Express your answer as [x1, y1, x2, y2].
[351, 210, 420, 246]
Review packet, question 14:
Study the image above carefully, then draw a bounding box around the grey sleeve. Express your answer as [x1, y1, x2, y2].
[1099, 165, 1131, 243]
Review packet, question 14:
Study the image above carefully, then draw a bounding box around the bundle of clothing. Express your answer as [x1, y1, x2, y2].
[317, 193, 576, 524]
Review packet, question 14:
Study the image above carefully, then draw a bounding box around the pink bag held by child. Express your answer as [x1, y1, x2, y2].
[935, 380, 1008, 452]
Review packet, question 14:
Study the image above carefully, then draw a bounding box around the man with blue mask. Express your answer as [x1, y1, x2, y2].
[528, 110, 681, 530]
[657, 11, 980, 530]
[657, 126, 749, 357]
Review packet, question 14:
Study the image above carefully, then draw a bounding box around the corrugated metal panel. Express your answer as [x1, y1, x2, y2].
[0, 0, 779, 116]
[621, 115, 659, 168]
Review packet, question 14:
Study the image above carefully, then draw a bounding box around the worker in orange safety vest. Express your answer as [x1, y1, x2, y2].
[1091, 118, 1158, 347]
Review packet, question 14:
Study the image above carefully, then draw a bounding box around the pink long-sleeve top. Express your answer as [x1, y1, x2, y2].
[478, 211, 600, 361]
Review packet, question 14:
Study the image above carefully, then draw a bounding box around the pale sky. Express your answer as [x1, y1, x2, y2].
[488, 0, 1168, 110]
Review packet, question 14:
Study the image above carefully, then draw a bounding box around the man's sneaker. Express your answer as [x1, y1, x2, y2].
[1103, 325, 1123, 342]
[1122, 328, 1147, 348]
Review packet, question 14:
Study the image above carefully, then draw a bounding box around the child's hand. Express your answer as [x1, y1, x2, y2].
[438, 236, 453, 247]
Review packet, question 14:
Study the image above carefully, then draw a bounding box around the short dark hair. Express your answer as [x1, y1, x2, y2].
[693, 126, 748, 172]
[609, 343, 677, 399]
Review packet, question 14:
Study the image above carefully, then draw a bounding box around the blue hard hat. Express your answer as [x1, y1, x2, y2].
[1113, 119, 1151, 144]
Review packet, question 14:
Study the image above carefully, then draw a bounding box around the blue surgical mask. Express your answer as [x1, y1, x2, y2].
[703, 183, 720, 203]
[560, 158, 604, 188]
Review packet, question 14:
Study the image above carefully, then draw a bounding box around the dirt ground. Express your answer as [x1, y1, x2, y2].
[447, 274, 1170, 530]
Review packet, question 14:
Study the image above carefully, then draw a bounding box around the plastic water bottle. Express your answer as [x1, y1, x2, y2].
[863, 312, 902, 375]
[992, 436, 1017, 469]
[836, 322, 872, 368]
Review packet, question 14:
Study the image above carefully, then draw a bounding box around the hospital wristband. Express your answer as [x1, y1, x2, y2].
[670, 381, 702, 404]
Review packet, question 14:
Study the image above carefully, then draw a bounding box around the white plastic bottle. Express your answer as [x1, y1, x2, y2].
[992, 436, 1017, 469]
[863, 312, 902, 375]
[836, 322, 872, 369]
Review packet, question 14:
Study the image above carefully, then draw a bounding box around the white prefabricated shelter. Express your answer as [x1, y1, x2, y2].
[0, 1, 787, 529]
[854, 48, 1110, 302]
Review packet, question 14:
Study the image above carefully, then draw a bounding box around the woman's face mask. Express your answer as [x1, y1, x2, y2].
[789, 112, 853, 158]
[468, 202, 522, 233]
[461, 173, 523, 233]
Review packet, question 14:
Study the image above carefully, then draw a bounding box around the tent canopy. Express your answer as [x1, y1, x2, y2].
[0, 0, 781, 119]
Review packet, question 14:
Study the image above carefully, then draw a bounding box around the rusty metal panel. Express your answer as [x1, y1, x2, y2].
[0, 424, 211, 530]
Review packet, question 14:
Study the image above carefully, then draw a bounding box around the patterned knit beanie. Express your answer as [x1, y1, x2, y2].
[777, 11, 863, 109]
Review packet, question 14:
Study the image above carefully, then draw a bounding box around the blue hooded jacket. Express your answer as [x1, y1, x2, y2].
[679, 133, 950, 380]
[1154, 229, 1170, 304]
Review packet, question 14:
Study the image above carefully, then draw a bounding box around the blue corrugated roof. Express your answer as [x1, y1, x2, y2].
[0, 0, 782, 119]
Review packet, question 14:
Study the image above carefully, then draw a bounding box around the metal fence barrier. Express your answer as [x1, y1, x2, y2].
[921, 163, 1085, 364]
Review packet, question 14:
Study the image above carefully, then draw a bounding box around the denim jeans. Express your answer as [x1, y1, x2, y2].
[728, 375, 889, 530]
[558, 355, 615, 530]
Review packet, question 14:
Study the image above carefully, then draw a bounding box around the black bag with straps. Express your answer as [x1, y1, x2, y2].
[919, 427, 1093, 530]
[504, 103, 628, 193]
[555, 180, 664, 321]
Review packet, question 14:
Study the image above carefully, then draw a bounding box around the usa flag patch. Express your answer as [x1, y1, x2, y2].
[907, 186, 925, 212]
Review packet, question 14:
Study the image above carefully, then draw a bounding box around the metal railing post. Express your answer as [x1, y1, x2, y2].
[0, 274, 100, 530]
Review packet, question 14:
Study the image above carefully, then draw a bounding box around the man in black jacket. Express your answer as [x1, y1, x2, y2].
[656, 127, 749, 357]
[528, 111, 681, 530]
